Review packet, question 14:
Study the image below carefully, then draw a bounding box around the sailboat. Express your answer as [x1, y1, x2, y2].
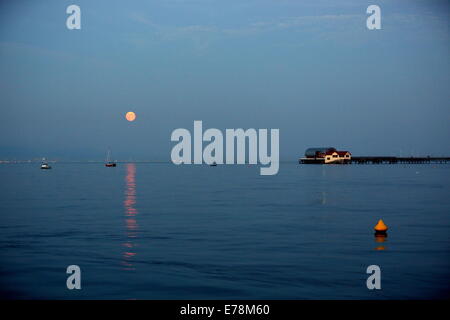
[105, 149, 117, 167]
[41, 158, 52, 169]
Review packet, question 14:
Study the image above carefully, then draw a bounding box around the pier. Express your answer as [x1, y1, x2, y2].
[299, 147, 450, 164]
[349, 156, 450, 164]
[299, 156, 450, 165]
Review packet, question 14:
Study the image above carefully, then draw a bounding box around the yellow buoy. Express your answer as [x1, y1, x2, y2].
[374, 219, 388, 234]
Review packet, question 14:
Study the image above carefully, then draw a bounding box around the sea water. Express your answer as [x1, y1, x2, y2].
[0, 162, 449, 299]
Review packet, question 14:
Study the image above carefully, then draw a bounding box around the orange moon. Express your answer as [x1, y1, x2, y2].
[125, 112, 136, 122]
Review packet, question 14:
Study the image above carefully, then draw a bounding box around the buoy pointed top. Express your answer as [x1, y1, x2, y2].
[374, 219, 388, 232]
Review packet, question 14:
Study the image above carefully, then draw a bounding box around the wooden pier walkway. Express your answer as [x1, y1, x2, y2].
[350, 156, 450, 164]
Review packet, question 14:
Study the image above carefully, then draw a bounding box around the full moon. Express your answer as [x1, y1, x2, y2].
[125, 111, 136, 122]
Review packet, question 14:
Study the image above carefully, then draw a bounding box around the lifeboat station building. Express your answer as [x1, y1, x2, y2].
[300, 147, 351, 164]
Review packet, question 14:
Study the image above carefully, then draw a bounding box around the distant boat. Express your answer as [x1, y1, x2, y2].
[210, 161, 217, 166]
[41, 158, 51, 169]
[105, 149, 117, 167]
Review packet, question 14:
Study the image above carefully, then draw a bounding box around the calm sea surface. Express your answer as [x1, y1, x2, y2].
[0, 163, 449, 299]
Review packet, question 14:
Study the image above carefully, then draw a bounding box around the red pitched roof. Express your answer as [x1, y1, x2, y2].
[325, 150, 351, 156]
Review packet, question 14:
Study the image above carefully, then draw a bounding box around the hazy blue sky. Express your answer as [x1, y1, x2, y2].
[0, 0, 449, 160]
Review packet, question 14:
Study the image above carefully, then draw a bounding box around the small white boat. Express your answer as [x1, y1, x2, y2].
[41, 158, 51, 169]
